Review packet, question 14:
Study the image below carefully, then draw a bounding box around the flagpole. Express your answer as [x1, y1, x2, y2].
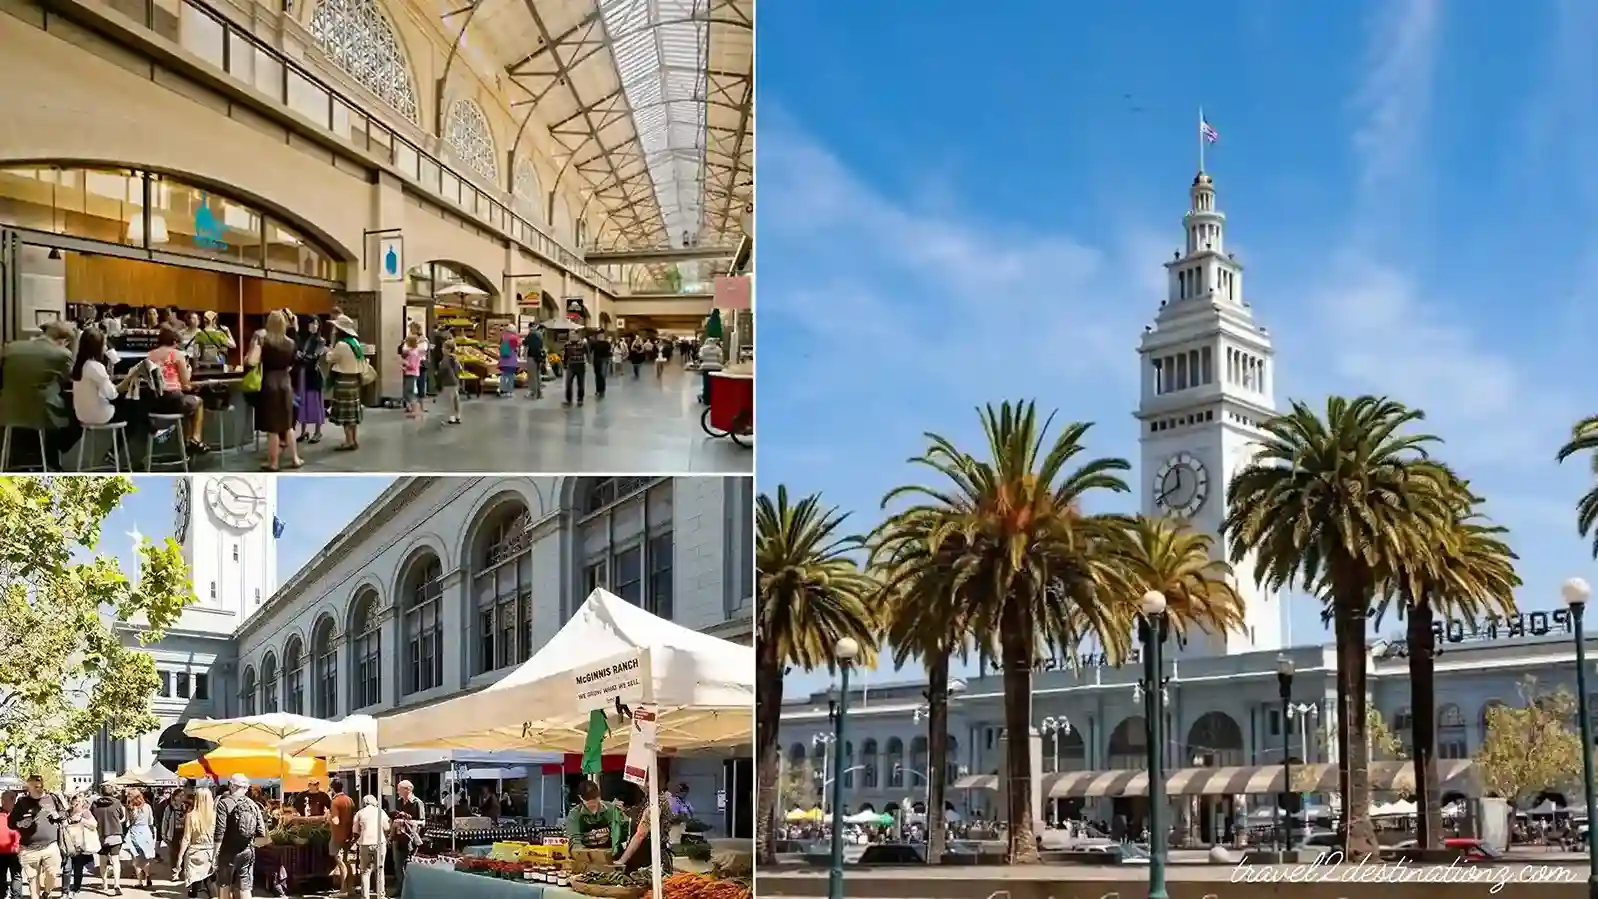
[1198, 107, 1206, 173]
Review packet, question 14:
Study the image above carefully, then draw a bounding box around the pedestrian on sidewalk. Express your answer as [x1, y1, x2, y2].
[0, 791, 22, 899]
[352, 795, 390, 899]
[61, 796, 100, 899]
[90, 784, 125, 896]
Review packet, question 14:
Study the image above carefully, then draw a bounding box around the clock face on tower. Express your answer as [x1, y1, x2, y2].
[174, 479, 191, 543]
[205, 476, 265, 531]
[1154, 452, 1210, 518]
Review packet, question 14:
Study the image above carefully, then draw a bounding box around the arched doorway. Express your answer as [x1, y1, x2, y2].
[1185, 711, 1244, 844]
[1107, 717, 1147, 835]
[407, 260, 499, 345]
[155, 723, 216, 767]
[1048, 727, 1088, 822]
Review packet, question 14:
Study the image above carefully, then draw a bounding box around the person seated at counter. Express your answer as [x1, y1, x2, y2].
[0, 320, 81, 470]
[564, 781, 625, 856]
[71, 327, 139, 430]
[147, 326, 210, 454]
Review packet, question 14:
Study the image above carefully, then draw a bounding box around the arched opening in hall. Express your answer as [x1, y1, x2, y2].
[405, 259, 501, 348]
[347, 588, 382, 711]
[0, 165, 351, 354]
[1107, 716, 1148, 836]
[1185, 711, 1244, 845]
[1043, 724, 1087, 823]
[396, 550, 445, 698]
[466, 495, 536, 676]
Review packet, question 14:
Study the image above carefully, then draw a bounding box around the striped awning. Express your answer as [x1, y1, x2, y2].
[961, 760, 1480, 799]
[952, 773, 998, 790]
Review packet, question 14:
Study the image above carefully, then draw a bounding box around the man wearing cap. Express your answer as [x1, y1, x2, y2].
[300, 779, 331, 819]
[214, 774, 265, 899]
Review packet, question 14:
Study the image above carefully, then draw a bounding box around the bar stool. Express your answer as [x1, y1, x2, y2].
[0, 425, 49, 472]
[146, 413, 190, 472]
[76, 421, 131, 472]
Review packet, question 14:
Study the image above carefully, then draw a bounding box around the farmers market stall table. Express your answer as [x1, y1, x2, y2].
[401, 862, 584, 899]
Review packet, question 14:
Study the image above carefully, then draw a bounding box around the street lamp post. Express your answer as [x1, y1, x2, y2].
[1276, 658, 1294, 855]
[1138, 590, 1170, 899]
[1561, 577, 1597, 899]
[827, 637, 859, 899]
[1040, 716, 1071, 825]
[1286, 699, 1318, 847]
[813, 733, 836, 818]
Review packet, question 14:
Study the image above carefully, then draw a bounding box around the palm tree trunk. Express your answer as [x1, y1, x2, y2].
[755, 652, 785, 865]
[1406, 602, 1442, 848]
[926, 653, 950, 866]
[1332, 587, 1378, 856]
[1000, 596, 1040, 864]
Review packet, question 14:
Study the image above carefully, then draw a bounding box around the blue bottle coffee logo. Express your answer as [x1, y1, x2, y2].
[384, 245, 399, 277]
[194, 193, 228, 250]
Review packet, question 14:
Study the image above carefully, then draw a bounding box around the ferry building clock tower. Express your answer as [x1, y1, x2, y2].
[1135, 171, 1283, 658]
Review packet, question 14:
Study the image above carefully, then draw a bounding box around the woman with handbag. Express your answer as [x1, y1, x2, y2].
[61, 796, 99, 899]
[326, 315, 369, 452]
[245, 311, 302, 471]
[123, 793, 157, 890]
[177, 789, 217, 898]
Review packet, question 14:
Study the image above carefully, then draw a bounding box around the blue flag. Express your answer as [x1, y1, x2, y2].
[272, 516, 285, 539]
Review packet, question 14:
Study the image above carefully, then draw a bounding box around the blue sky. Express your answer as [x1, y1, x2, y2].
[758, 0, 1598, 696]
[93, 476, 395, 587]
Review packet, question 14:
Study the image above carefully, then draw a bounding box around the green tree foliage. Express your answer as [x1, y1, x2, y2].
[1474, 677, 1583, 805]
[778, 763, 820, 811]
[1366, 708, 1408, 760]
[0, 477, 196, 776]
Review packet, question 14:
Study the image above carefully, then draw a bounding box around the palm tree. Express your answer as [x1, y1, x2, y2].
[1108, 516, 1247, 645]
[1375, 486, 1519, 849]
[869, 508, 975, 866]
[1224, 396, 1456, 855]
[880, 401, 1134, 863]
[755, 487, 880, 864]
[1555, 415, 1598, 557]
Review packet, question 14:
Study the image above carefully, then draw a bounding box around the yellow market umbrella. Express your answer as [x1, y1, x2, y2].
[177, 747, 327, 783]
[784, 808, 810, 822]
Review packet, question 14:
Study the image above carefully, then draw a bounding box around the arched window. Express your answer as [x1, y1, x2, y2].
[473, 505, 534, 675]
[945, 735, 960, 786]
[860, 739, 879, 789]
[283, 636, 305, 715]
[349, 591, 381, 710]
[402, 556, 445, 695]
[313, 617, 338, 719]
[307, 0, 419, 123]
[241, 667, 258, 716]
[261, 652, 279, 714]
[1437, 703, 1468, 760]
[514, 159, 544, 223]
[909, 736, 929, 787]
[577, 478, 674, 617]
[885, 738, 905, 788]
[841, 742, 854, 789]
[446, 101, 498, 183]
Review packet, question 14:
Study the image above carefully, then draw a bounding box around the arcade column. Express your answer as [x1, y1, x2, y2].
[996, 728, 1044, 837]
[370, 173, 409, 399]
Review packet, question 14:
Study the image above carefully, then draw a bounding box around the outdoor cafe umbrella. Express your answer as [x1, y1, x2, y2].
[183, 713, 325, 751]
[177, 747, 327, 785]
[435, 283, 489, 298]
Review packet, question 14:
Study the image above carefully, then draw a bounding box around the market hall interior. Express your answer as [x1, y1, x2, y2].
[0, 0, 753, 473]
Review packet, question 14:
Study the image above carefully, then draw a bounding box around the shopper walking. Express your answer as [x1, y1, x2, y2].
[0, 791, 20, 899]
[437, 339, 463, 425]
[400, 334, 425, 418]
[11, 776, 66, 899]
[247, 310, 302, 471]
[497, 324, 521, 397]
[326, 315, 366, 452]
[628, 337, 647, 379]
[178, 789, 217, 898]
[588, 329, 611, 399]
[562, 329, 588, 407]
[327, 780, 356, 896]
[60, 796, 99, 899]
[352, 795, 389, 899]
[90, 784, 125, 895]
[214, 775, 264, 899]
[162, 790, 188, 883]
[124, 791, 157, 889]
[654, 339, 668, 380]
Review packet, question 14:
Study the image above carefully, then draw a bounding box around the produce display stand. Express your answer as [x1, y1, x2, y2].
[401, 860, 589, 899]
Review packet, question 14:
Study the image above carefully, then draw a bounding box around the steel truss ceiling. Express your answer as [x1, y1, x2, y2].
[440, 0, 752, 252]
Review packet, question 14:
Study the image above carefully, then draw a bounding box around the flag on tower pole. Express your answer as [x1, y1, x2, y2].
[1199, 109, 1219, 171]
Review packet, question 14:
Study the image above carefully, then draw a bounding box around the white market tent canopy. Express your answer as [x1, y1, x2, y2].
[376, 588, 754, 753]
[351, 749, 563, 771]
[111, 763, 181, 787]
[277, 714, 379, 765]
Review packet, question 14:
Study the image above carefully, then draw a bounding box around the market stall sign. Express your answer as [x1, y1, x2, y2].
[571, 648, 650, 712]
[565, 297, 588, 323]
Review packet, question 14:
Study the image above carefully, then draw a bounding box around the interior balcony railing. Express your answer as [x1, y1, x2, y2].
[90, 0, 613, 292]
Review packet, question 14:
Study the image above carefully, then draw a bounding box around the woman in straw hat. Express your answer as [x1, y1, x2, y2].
[325, 314, 366, 451]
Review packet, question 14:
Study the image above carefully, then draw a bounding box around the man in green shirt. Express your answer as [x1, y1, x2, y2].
[565, 782, 626, 854]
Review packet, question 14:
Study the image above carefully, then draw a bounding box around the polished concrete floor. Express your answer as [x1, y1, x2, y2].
[170, 365, 750, 474]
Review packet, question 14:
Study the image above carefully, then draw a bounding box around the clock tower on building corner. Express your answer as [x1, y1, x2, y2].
[1136, 170, 1284, 658]
[172, 475, 278, 635]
